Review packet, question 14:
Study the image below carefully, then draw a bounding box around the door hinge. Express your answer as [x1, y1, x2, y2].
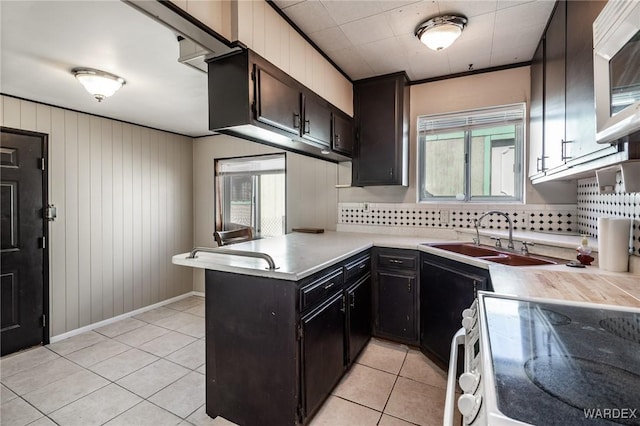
[41, 314, 46, 327]
[40, 158, 45, 170]
[40, 236, 46, 249]
[296, 403, 304, 424]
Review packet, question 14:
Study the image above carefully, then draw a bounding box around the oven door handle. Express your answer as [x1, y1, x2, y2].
[443, 327, 466, 426]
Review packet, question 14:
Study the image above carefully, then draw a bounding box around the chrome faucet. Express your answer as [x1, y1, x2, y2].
[474, 211, 515, 250]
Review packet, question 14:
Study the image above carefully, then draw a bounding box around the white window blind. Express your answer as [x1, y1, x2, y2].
[418, 104, 525, 133]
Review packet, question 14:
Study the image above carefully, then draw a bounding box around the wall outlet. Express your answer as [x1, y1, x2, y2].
[440, 209, 449, 224]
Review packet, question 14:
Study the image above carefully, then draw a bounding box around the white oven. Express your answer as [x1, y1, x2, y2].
[444, 292, 640, 426]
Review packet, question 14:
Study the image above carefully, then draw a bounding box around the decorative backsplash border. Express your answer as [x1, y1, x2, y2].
[338, 203, 578, 233]
[577, 176, 640, 255]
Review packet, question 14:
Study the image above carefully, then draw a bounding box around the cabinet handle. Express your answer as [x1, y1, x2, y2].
[341, 295, 346, 313]
[358, 263, 366, 269]
[407, 281, 411, 292]
[350, 293, 355, 308]
[323, 281, 335, 290]
[388, 167, 393, 178]
[335, 134, 341, 144]
[561, 139, 573, 161]
[536, 156, 548, 172]
[293, 113, 300, 129]
[388, 259, 403, 264]
[304, 119, 310, 134]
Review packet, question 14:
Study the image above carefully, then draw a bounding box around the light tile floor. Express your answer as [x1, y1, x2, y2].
[1, 296, 454, 426]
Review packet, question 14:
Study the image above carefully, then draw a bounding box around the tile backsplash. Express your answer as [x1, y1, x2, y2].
[577, 176, 640, 256]
[338, 203, 578, 233]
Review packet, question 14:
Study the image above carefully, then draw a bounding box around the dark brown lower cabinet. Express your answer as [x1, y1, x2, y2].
[204, 250, 370, 426]
[346, 273, 371, 364]
[420, 253, 491, 368]
[301, 293, 345, 418]
[372, 248, 419, 345]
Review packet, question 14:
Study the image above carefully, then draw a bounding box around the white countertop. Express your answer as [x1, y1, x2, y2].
[172, 231, 442, 281]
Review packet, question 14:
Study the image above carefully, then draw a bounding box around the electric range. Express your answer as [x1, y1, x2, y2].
[444, 292, 640, 425]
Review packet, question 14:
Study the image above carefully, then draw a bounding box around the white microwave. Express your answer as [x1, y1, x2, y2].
[593, 1, 640, 144]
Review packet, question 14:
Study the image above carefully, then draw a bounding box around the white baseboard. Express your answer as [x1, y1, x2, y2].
[49, 291, 202, 344]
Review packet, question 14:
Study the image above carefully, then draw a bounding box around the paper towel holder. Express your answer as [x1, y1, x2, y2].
[595, 161, 640, 194]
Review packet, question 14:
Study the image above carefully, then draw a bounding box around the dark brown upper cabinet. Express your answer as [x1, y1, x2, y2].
[529, 0, 632, 183]
[208, 49, 353, 163]
[352, 72, 409, 186]
[332, 110, 354, 156]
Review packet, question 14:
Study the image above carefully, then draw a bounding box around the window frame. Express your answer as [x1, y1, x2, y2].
[417, 103, 525, 203]
[214, 153, 287, 238]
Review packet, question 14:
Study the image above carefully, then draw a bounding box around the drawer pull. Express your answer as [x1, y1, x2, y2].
[323, 282, 335, 290]
[389, 259, 404, 264]
[358, 263, 366, 269]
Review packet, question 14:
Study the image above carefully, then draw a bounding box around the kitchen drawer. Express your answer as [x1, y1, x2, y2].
[344, 255, 370, 283]
[376, 250, 418, 270]
[300, 268, 344, 312]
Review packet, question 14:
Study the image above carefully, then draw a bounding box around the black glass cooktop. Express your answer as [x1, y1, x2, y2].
[483, 296, 640, 425]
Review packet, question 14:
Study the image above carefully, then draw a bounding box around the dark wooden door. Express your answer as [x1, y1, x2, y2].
[544, 0, 567, 170]
[332, 113, 354, 156]
[301, 292, 345, 419]
[347, 273, 371, 364]
[255, 66, 300, 136]
[1, 127, 47, 356]
[375, 271, 417, 342]
[302, 94, 332, 147]
[420, 259, 486, 366]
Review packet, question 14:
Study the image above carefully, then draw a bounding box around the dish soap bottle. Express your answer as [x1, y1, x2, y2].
[576, 234, 594, 265]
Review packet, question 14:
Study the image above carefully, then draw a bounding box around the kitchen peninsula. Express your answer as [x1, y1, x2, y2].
[173, 231, 640, 425]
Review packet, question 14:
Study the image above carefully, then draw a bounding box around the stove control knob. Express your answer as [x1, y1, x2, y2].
[462, 316, 475, 331]
[458, 394, 482, 419]
[459, 372, 480, 393]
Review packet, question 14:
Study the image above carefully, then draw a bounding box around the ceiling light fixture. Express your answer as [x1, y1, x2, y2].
[72, 68, 126, 102]
[415, 15, 467, 51]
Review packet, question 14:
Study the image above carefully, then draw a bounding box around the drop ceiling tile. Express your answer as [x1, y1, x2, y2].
[436, 0, 497, 18]
[396, 33, 431, 58]
[356, 38, 411, 75]
[330, 46, 375, 80]
[310, 26, 352, 52]
[407, 52, 452, 80]
[321, 0, 420, 26]
[272, 0, 306, 10]
[282, 1, 337, 34]
[383, 1, 440, 36]
[340, 13, 395, 46]
[493, 1, 554, 37]
[451, 11, 495, 49]
[496, 0, 537, 11]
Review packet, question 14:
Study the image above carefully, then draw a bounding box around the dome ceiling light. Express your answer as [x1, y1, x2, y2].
[415, 15, 468, 51]
[72, 68, 126, 102]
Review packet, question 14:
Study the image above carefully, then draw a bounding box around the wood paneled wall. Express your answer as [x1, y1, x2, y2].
[0, 96, 194, 337]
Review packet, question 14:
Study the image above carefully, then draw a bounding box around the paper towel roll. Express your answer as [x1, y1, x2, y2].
[598, 217, 631, 272]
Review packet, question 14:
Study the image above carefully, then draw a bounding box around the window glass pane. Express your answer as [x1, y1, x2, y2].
[421, 131, 465, 198]
[216, 154, 285, 238]
[469, 125, 516, 198]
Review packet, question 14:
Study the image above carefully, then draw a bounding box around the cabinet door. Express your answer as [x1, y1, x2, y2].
[302, 94, 332, 147]
[255, 65, 301, 135]
[353, 73, 408, 186]
[347, 274, 371, 364]
[529, 39, 546, 177]
[565, 0, 607, 161]
[301, 293, 345, 419]
[374, 271, 417, 343]
[332, 113, 354, 156]
[544, 0, 567, 170]
[420, 259, 487, 366]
